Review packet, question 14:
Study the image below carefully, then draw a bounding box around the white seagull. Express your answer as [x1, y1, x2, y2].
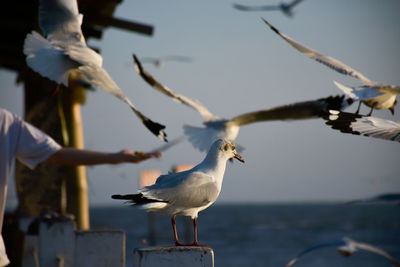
[286, 237, 400, 267]
[23, 0, 167, 141]
[233, 0, 303, 17]
[262, 19, 400, 116]
[323, 110, 400, 143]
[112, 139, 244, 246]
[133, 54, 352, 152]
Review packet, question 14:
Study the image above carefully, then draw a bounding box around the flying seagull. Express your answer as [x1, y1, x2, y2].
[286, 237, 400, 267]
[233, 0, 303, 17]
[112, 139, 244, 246]
[23, 0, 167, 141]
[323, 110, 400, 143]
[262, 19, 400, 116]
[133, 53, 352, 151]
[139, 55, 193, 68]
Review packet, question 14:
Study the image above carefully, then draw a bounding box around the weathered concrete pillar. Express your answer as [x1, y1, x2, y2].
[133, 246, 214, 267]
[75, 230, 126, 267]
[38, 219, 75, 267]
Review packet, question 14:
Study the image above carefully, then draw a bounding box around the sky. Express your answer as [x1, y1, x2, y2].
[1, 0, 399, 207]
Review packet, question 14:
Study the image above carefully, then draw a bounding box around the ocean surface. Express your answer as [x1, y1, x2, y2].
[90, 203, 400, 267]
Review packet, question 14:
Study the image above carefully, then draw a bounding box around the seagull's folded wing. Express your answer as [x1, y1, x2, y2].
[142, 171, 219, 208]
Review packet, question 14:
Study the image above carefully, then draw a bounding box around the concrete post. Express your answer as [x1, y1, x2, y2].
[75, 230, 126, 267]
[133, 246, 214, 267]
[38, 219, 75, 267]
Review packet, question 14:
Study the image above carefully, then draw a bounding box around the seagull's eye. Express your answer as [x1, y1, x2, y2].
[72, 32, 82, 41]
[223, 144, 229, 151]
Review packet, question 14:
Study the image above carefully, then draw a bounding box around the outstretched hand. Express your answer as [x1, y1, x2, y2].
[116, 150, 162, 163]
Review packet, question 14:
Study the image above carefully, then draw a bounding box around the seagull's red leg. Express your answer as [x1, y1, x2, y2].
[172, 215, 185, 246]
[192, 217, 209, 247]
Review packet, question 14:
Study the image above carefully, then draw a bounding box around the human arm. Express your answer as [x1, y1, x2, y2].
[45, 147, 162, 165]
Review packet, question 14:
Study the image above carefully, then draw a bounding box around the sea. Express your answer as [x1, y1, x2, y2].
[90, 203, 400, 267]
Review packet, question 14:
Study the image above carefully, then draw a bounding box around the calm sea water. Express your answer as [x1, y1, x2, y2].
[90, 204, 400, 267]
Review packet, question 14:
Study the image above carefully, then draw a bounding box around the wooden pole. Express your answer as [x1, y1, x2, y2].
[63, 72, 90, 230]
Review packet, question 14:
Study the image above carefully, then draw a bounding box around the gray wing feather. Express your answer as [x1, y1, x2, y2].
[133, 54, 217, 122]
[262, 19, 374, 85]
[228, 95, 350, 127]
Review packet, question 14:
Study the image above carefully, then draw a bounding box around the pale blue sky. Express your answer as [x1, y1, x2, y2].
[1, 0, 399, 207]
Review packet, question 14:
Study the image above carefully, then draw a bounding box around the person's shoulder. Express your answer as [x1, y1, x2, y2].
[0, 108, 23, 125]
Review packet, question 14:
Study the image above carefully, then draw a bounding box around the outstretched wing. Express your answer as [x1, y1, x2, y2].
[133, 54, 217, 122]
[324, 110, 400, 142]
[347, 238, 400, 266]
[286, 240, 345, 267]
[38, 0, 85, 45]
[78, 65, 167, 141]
[227, 95, 352, 127]
[262, 19, 374, 86]
[233, 3, 279, 11]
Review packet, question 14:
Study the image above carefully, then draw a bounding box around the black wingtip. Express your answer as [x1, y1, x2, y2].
[132, 54, 143, 72]
[261, 18, 280, 35]
[143, 118, 168, 142]
[323, 110, 362, 136]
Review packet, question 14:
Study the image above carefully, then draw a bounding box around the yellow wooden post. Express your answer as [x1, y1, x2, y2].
[63, 72, 90, 230]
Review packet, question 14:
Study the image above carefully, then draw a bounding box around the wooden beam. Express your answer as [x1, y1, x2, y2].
[85, 15, 154, 36]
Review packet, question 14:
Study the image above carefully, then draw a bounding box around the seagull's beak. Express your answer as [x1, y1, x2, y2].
[233, 151, 245, 163]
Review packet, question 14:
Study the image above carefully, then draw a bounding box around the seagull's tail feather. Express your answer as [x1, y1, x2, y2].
[23, 31, 77, 86]
[333, 81, 358, 99]
[111, 193, 167, 206]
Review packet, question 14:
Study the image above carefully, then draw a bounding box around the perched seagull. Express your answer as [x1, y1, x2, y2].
[133, 54, 352, 152]
[262, 19, 400, 116]
[23, 0, 167, 141]
[233, 0, 303, 17]
[346, 193, 400, 205]
[323, 110, 400, 143]
[286, 237, 400, 267]
[140, 55, 193, 68]
[112, 139, 244, 246]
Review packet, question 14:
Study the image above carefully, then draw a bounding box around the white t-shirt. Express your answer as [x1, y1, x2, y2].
[0, 108, 62, 266]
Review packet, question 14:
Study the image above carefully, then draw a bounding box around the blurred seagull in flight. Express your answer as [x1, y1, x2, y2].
[139, 55, 193, 68]
[133, 53, 352, 152]
[286, 237, 400, 267]
[262, 19, 400, 116]
[112, 139, 244, 246]
[233, 0, 303, 17]
[23, 0, 167, 141]
[323, 110, 400, 143]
